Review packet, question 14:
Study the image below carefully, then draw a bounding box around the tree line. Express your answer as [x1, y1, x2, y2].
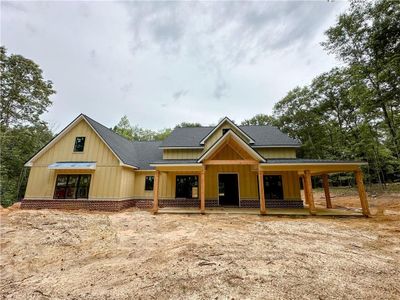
[1, 0, 398, 207]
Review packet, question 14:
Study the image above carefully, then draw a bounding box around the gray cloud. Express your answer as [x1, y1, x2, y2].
[172, 89, 189, 101]
[1, 1, 348, 130]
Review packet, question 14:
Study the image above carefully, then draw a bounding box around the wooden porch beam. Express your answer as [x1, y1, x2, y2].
[322, 174, 332, 209]
[204, 159, 258, 165]
[152, 170, 160, 214]
[200, 169, 205, 214]
[258, 170, 266, 215]
[354, 169, 370, 217]
[304, 170, 316, 215]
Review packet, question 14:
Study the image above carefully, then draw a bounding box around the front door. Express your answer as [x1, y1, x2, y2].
[263, 175, 284, 199]
[218, 174, 239, 206]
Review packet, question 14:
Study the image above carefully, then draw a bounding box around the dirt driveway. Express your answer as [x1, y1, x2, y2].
[1, 191, 400, 299]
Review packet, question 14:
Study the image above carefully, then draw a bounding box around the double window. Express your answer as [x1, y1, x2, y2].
[145, 176, 154, 191]
[54, 175, 91, 199]
[176, 175, 198, 198]
[74, 137, 86, 152]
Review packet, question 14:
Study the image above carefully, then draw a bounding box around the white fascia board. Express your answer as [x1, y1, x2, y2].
[198, 130, 265, 163]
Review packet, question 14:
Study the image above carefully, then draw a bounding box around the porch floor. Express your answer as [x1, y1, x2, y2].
[157, 207, 364, 217]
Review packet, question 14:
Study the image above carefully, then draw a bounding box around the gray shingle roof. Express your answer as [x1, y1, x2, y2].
[160, 125, 300, 147]
[84, 115, 162, 169]
[84, 115, 303, 170]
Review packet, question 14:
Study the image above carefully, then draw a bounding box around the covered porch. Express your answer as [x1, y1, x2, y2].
[150, 159, 370, 217]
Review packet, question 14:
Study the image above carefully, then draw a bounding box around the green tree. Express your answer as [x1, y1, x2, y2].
[175, 122, 202, 128]
[0, 47, 55, 207]
[112, 115, 134, 140]
[0, 46, 55, 129]
[323, 0, 400, 158]
[241, 114, 277, 126]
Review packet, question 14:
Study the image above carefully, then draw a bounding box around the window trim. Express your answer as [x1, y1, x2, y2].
[73, 136, 86, 153]
[145, 176, 154, 191]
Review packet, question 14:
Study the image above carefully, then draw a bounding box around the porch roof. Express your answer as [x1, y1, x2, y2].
[261, 158, 367, 174]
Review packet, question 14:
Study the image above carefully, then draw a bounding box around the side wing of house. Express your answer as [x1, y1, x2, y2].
[23, 116, 136, 209]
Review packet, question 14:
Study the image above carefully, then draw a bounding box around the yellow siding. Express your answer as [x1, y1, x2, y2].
[144, 167, 301, 202]
[134, 171, 155, 199]
[34, 119, 119, 166]
[163, 149, 203, 159]
[119, 167, 135, 198]
[25, 119, 126, 200]
[256, 148, 297, 158]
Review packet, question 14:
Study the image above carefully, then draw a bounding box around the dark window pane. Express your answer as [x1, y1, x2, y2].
[176, 176, 198, 198]
[263, 175, 284, 200]
[53, 174, 91, 199]
[54, 187, 66, 199]
[74, 137, 86, 152]
[222, 128, 230, 135]
[145, 176, 154, 191]
[56, 175, 68, 187]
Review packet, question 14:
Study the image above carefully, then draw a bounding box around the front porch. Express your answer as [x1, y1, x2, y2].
[156, 207, 364, 217]
[150, 161, 370, 217]
[150, 132, 370, 217]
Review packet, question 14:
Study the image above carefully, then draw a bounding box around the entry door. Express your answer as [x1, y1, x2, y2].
[263, 175, 284, 199]
[218, 174, 239, 206]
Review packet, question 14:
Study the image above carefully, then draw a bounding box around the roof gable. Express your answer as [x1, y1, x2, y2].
[25, 114, 137, 168]
[200, 117, 255, 145]
[198, 130, 265, 163]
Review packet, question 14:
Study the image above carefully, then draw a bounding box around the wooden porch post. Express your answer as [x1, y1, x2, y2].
[258, 169, 266, 215]
[322, 174, 332, 209]
[200, 169, 205, 214]
[152, 170, 160, 214]
[304, 170, 316, 215]
[354, 169, 370, 217]
[300, 175, 309, 205]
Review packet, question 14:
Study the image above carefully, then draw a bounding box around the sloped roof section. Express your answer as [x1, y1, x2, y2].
[160, 125, 300, 148]
[84, 115, 163, 169]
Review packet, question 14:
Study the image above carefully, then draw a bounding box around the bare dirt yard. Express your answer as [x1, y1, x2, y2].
[1, 188, 400, 299]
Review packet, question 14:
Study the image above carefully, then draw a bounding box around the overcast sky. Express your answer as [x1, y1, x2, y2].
[2, 1, 348, 131]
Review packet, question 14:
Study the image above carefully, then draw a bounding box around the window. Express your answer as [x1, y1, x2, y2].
[74, 137, 86, 152]
[263, 175, 283, 200]
[176, 175, 198, 198]
[54, 175, 91, 199]
[145, 176, 154, 191]
[222, 128, 230, 135]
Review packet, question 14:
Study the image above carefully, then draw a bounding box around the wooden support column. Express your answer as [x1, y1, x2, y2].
[300, 175, 309, 205]
[258, 170, 266, 215]
[200, 169, 205, 214]
[152, 170, 160, 214]
[355, 169, 370, 217]
[304, 170, 316, 215]
[322, 174, 332, 209]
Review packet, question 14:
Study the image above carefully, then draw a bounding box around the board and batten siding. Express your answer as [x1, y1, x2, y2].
[24, 119, 129, 200]
[163, 146, 297, 160]
[162, 149, 203, 160]
[256, 148, 297, 158]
